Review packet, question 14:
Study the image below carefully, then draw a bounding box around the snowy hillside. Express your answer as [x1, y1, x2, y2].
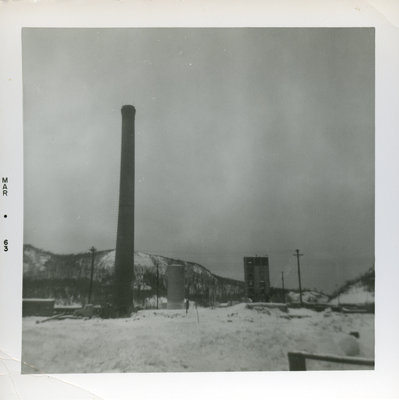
[329, 267, 374, 305]
[23, 244, 245, 306]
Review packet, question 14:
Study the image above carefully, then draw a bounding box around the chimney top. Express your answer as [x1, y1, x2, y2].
[121, 105, 136, 116]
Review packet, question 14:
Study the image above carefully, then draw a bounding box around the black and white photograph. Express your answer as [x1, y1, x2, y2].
[19, 27, 376, 374]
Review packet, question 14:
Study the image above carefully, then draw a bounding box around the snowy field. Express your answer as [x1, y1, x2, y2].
[21, 304, 374, 374]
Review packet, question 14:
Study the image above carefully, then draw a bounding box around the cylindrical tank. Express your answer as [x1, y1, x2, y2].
[113, 105, 135, 316]
[167, 264, 185, 309]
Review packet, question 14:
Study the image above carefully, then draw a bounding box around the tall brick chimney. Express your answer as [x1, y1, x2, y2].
[113, 105, 135, 316]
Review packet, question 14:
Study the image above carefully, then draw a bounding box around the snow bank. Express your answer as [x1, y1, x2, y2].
[287, 290, 329, 304]
[329, 283, 374, 305]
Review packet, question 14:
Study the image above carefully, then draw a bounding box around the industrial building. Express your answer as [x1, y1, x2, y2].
[243, 256, 270, 302]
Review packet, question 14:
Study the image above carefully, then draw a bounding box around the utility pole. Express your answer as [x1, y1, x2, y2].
[213, 278, 217, 308]
[156, 260, 159, 309]
[88, 246, 96, 304]
[281, 271, 286, 303]
[294, 249, 304, 306]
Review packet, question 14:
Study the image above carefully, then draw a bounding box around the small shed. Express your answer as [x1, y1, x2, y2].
[23, 298, 55, 316]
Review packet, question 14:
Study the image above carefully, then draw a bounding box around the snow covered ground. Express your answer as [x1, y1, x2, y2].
[21, 304, 374, 374]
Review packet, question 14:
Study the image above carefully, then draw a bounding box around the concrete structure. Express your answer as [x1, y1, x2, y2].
[244, 256, 270, 302]
[167, 264, 185, 309]
[113, 105, 136, 316]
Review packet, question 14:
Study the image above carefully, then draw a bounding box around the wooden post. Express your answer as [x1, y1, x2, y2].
[288, 351, 374, 370]
[288, 352, 307, 371]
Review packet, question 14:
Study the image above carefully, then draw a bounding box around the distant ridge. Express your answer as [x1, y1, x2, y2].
[23, 244, 245, 306]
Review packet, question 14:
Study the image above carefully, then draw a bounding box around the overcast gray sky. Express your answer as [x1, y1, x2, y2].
[23, 28, 374, 293]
